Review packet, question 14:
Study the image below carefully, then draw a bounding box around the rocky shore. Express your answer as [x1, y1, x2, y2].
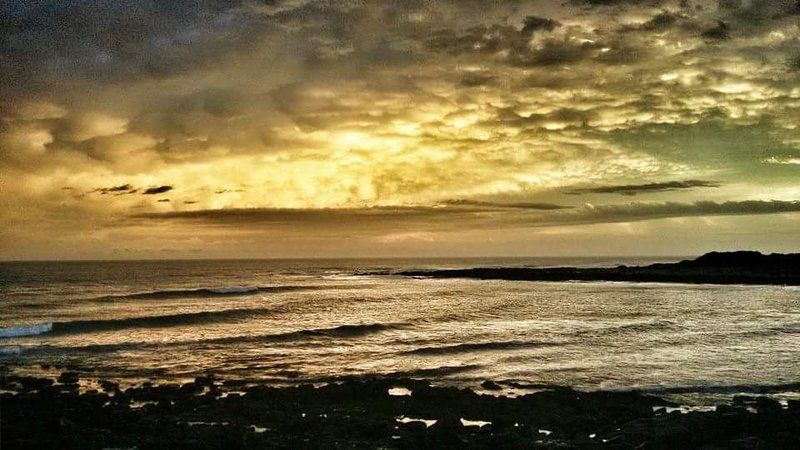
[2, 372, 799, 448]
[399, 251, 800, 286]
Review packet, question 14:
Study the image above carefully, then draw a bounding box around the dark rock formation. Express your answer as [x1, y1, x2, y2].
[399, 251, 800, 285]
[2, 372, 799, 448]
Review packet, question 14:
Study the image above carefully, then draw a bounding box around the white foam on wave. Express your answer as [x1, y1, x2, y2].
[207, 286, 260, 294]
[0, 322, 53, 338]
[0, 345, 22, 356]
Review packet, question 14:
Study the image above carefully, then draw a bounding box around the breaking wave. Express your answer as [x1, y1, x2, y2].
[33, 322, 403, 353]
[0, 322, 53, 338]
[203, 322, 402, 346]
[91, 285, 316, 301]
[1, 307, 281, 338]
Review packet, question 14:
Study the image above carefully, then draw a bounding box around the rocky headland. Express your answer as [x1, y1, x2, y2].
[399, 251, 800, 286]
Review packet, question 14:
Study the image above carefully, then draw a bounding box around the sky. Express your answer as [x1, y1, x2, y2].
[1, 0, 799, 260]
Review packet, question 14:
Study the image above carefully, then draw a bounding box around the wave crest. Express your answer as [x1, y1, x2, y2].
[205, 322, 402, 346]
[93, 285, 314, 301]
[403, 340, 559, 355]
[0, 323, 53, 338]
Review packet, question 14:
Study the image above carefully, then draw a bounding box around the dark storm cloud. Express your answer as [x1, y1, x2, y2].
[441, 200, 572, 210]
[701, 21, 731, 40]
[90, 184, 175, 196]
[507, 38, 603, 67]
[0, 0, 268, 98]
[129, 199, 800, 231]
[424, 25, 524, 55]
[143, 186, 173, 195]
[521, 16, 561, 35]
[4, 0, 800, 259]
[129, 206, 487, 230]
[566, 180, 721, 196]
[91, 184, 136, 195]
[98, 184, 132, 193]
[571, 0, 663, 7]
[423, 21, 610, 68]
[789, 54, 800, 71]
[489, 107, 596, 129]
[572, 200, 800, 225]
[619, 11, 697, 32]
[719, 0, 800, 23]
[459, 71, 496, 87]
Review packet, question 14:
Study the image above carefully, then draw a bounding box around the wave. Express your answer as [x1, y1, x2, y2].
[0, 322, 53, 338]
[1, 307, 280, 339]
[577, 320, 684, 336]
[0, 345, 22, 356]
[29, 322, 402, 354]
[735, 322, 800, 338]
[91, 285, 316, 302]
[203, 322, 402, 346]
[403, 340, 559, 356]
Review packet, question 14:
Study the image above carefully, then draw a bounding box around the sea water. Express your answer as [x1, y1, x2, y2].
[1, 258, 798, 404]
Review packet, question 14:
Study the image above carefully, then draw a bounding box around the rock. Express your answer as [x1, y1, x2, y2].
[480, 380, 502, 391]
[100, 380, 119, 393]
[2, 375, 799, 448]
[57, 371, 80, 384]
[194, 374, 216, 387]
[754, 396, 782, 414]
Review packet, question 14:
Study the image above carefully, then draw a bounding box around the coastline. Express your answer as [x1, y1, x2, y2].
[2, 371, 799, 448]
[398, 251, 800, 286]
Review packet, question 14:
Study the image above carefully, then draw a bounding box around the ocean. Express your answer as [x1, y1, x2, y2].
[1, 258, 798, 405]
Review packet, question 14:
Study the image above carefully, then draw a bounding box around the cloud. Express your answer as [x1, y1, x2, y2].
[789, 54, 800, 71]
[459, 71, 496, 87]
[701, 21, 731, 40]
[763, 157, 800, 165]
[0, 0, 271, 99]
[563, 200, 800, 225]
[573, 0, 663, 6]
[142, 186, 173, 195]
[91, 184, 135, 195]
[129, 199, 800, 232]
[440, 199, 572, 210]
[521, 16, 561, 35]
[565, 180, 721, 196]
[719, 0, 800, 24]
[3, 0, 800, 258]
[619, 12, 694, 32]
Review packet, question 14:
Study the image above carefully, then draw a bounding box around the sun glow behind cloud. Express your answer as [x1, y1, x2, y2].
[1, 0, 799, 259]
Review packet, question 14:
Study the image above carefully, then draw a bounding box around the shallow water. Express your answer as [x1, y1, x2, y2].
[1, 258, 798, 404]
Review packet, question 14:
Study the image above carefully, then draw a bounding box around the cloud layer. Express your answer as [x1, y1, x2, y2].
[2, 0, 799, 258]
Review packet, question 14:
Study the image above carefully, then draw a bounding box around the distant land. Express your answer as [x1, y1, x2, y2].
[399, 251, 800, 286]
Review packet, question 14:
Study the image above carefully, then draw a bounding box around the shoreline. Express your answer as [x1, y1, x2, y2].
[3, 372, 799, 448]
[397, 251, 800, 286]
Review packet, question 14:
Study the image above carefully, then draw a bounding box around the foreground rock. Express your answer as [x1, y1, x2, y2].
[399, 251, 800, 286]
[2, 373, 799, 448]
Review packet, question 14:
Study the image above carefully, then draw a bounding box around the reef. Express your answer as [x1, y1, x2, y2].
[2, 372, 799, 448]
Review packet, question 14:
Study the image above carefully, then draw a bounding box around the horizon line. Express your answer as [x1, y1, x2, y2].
[0, 253, 731, 264]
